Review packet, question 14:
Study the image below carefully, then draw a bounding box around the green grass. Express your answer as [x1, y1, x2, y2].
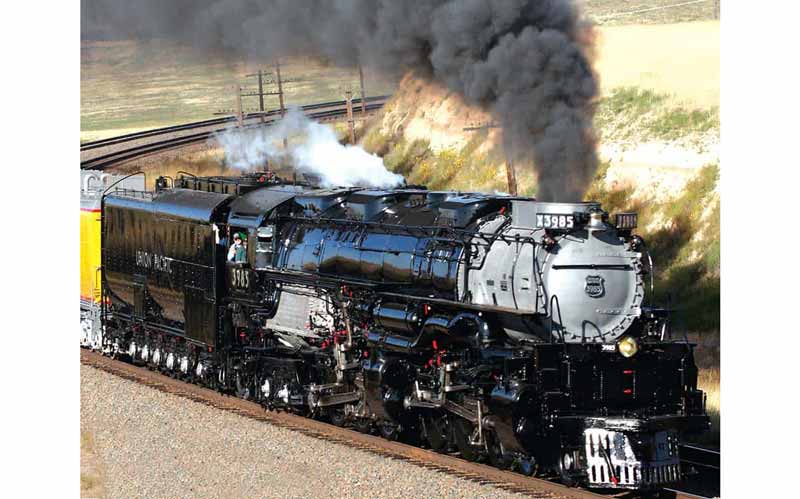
[648, 107, 719, 140]
[595, 86, 719, 142]
[599, 87, 669, 118]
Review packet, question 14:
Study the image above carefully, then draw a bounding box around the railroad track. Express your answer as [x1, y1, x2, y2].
[80, 96, 388, 151]
[667, 445, 720, 499]
[80, 97, 387, 171]
[678, 445, 720, 473]
[80, 349, 711, 499]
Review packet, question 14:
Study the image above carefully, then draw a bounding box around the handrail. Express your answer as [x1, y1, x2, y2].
[102, 171, 146, 197]
[549, 294, 565, 344]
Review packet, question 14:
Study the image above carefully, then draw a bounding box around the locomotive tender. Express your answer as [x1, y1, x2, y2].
[82, 171, 709, 490]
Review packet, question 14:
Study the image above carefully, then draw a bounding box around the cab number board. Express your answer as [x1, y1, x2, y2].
[231, 267, 250, 289]
[535, 214, 574, 229]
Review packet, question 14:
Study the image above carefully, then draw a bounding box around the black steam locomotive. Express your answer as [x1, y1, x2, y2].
[94, 172, 709, 490]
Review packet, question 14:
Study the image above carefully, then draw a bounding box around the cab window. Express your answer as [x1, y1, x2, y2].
[255, 225, 275, 269]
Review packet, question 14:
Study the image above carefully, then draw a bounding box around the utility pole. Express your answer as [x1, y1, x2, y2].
[504, 136, 518, 196]
[256, 70, 265, 122]
[244, 68, 278, 119]
[215, 65, 303, 130]
[463, 122, 518, 196]
[345, 90, 356, 144]
[241, 63, 302, 149]
[358, 64, 367, 116]
[276, 61, 286, 118]
[235, 85, 244, 127]
[275, 62, 288, 149]
[243, 62, 297, 120]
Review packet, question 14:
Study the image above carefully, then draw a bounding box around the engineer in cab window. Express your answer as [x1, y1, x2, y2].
[228, 233, 247, 262]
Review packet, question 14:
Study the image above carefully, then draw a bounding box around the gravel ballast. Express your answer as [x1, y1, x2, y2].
[81, 365, 526, 499]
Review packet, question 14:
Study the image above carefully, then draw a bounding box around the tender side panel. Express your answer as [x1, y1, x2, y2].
[103, 190, 231, 345]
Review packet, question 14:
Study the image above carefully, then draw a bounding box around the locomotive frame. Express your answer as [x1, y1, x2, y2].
[81, 171, 710, 491]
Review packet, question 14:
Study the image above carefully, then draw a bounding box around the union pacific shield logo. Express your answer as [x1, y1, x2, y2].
[585, 275, 605, 298]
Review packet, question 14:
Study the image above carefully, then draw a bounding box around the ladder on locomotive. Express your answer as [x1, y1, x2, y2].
[92, 266, 102, 303]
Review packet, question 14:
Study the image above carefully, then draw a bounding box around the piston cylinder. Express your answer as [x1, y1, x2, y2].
[373, 303, 421, 334]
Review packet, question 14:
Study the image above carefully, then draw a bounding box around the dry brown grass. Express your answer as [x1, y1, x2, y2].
[696, 367, 720, 447]
[689, 331, 720, 447]
[595, 21, 720, 108]
[81, 431, 105, 498]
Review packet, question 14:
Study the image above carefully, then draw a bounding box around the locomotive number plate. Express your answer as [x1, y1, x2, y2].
[230, 267, 251, 289]
[536, 214, 574, 229]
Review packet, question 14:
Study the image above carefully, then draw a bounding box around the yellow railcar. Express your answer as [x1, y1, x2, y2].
[80, 172, 144, 348]
[80, 206, 102, 303]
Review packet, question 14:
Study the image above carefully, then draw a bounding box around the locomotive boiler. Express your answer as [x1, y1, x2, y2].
[86, 172, 709, 490]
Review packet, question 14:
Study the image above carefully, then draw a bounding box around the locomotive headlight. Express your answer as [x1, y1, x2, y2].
[617, 336, 639, 358]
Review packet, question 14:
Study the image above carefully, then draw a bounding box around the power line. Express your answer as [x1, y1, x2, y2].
[595, 0, 712, 21]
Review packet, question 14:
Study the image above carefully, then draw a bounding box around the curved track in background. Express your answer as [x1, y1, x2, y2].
[80, 96, 388, 171]
[81, 96, 388, 151]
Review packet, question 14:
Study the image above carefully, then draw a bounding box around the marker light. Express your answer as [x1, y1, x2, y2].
[617, 336, 639, 358]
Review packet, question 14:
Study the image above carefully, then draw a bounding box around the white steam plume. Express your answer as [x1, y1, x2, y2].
[211, 108, 404, 189]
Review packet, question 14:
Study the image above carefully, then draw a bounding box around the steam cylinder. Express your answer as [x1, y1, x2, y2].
[373, 303, 421, 334]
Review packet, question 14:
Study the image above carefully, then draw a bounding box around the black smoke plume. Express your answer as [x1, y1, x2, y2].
[83, 0, 598, 201]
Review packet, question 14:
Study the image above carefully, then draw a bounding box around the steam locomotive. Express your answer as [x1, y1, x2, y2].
[80, 170, 709, 490]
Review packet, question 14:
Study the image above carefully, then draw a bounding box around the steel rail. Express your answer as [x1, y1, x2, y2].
[670, 444, 720, 498]
[677, 444, 720, 471]
[80, 102, 385, 171]
[81, 96, 388, 151]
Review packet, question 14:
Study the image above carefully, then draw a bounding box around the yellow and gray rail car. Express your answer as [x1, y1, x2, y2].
[80, 171, 144, 349]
